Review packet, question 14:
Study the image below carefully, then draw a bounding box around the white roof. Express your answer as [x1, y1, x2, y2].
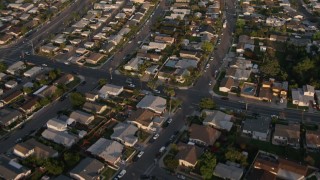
[47, 118, 67, 131]
[23, 66, 42, 77]
[213, 163, 243, 180]
[69, 110, 94, 125]
[136, 95, 167, 114]
[99, 84, 123, 96]
[41, 129, 77, 147]
[202, 110, 233, 131]
[87, 138, 123, 163]
[111, 123, 138, 145]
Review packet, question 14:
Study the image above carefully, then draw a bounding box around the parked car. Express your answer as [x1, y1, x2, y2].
[137, 151, 144, 158]
[128, 83, 135, 88]
[42, 64, 47, 67]
[153, 89, 160, 94]
[117, 170, 126, 179]
[153, 133, 160, 140]
[167, 118, 172, 124]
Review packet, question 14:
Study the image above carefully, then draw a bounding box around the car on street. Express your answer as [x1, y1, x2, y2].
[25, 51, 31, 55]
[64, 61, 70, 65]
[153, 89, 160, 94]
[137, 151, 144, 158]
[206, 64, 210, 69]
[128, 41, 132, 43]
[210, 57, 214, 61]
[209, 81, 212, 86]
[117, 170, 126, 179]
[177, 174, 186, 179]
[167, 118, 172, 124]
[153, 133, 159, 140]
[15, 138, 22, 143]
[42, 64, 47, 67]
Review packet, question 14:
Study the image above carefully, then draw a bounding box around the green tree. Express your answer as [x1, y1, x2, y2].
[312, 32, 320, 40]
[164, 87, 175, 97]
[293, 58, 315, 82]
[44, 158, 64, 175]
[199, 98, 216, 110]
[0, 62, 7, 72]
[163, 155, 179, 170]
[225, 149, 248, 166]
[260, 59, 281, 77]
[49, 70, 57, 80]
[63, 152, 80, 168]
[69, 92, 85, 107]
[23, 87, 33, 94]
[39, 97, 50, 106]
[201, 41, 214, 53]
[200, 152, 217, 179]
[147, 79, 157, 90]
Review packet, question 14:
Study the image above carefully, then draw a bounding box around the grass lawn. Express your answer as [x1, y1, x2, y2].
[137, 130, 150, 142]
[213, 71, 228, 97]
[102, 167, 117, 180]
[123, 146, 136, 160]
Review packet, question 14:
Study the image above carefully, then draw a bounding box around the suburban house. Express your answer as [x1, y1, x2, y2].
[226, 67, 251, 81]
[273, 123, 300, 147]
[46, 118, 68, 131]
[19, 97, 39, 114]
[41, 129, 77, 148]
[99, 84, 124, 98]
[5, 80, 18, 89]
[202, 109, 233, 131]
[246, 151, 308, 180]
[0, 108, 22, 127]
[124, 57, 143, 71]
[127, 109, 155, 130]
[291, 85, 315, 106]
[38, 85, 58, 98]
[1, 90, 23, 105]
[219, 77, 235, 93]
[242, 117, 271, 141]
[0, 155, 31, 180]
[87, 138, 123, 166]
[23, 67, 42, 77]
[189, 124, 221, 146]
[259, 87, 273, 102]
[6, 61, 26, 75]
[136, 95, 167, 114]
[111, 122, 138, 147]
[82, 102, 107, 114]
[179, 50, 201, 61]
[154, 35, 175, 45]
[53, 74, 74, 86]
[13, 138, 58, 159]
[86, 52, 105, 64]
[69, 110, 95, 125]
[213, 163, 244, 180]
[85, 92, 99, 102]
[272, 81, 288, 99]
[69, 157, 104, 180]
[305, 130, 320, 150]
[175, 143, 203, 168]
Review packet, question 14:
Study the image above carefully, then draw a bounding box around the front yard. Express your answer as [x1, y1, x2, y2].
[102, 167, 117, 180]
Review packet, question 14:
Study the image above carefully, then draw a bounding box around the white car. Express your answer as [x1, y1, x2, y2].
[128, 41, 132, 43]
[137, 151, 144, 158]
[117, 170, 126, 178]
[167, 118, 173, 124]
[206, 64, 210, 69]
[210, 57, 214, 61]
[209, 81, 212, 86]
[154, 89, 160, 94]
[153, 133, 160, 140]
[64, 61, 70, 65]
[128, 83, 135, 88]
[42, 64, 47, 67]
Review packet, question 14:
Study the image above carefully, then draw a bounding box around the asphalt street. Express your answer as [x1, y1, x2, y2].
[0, 0, 320, 179]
